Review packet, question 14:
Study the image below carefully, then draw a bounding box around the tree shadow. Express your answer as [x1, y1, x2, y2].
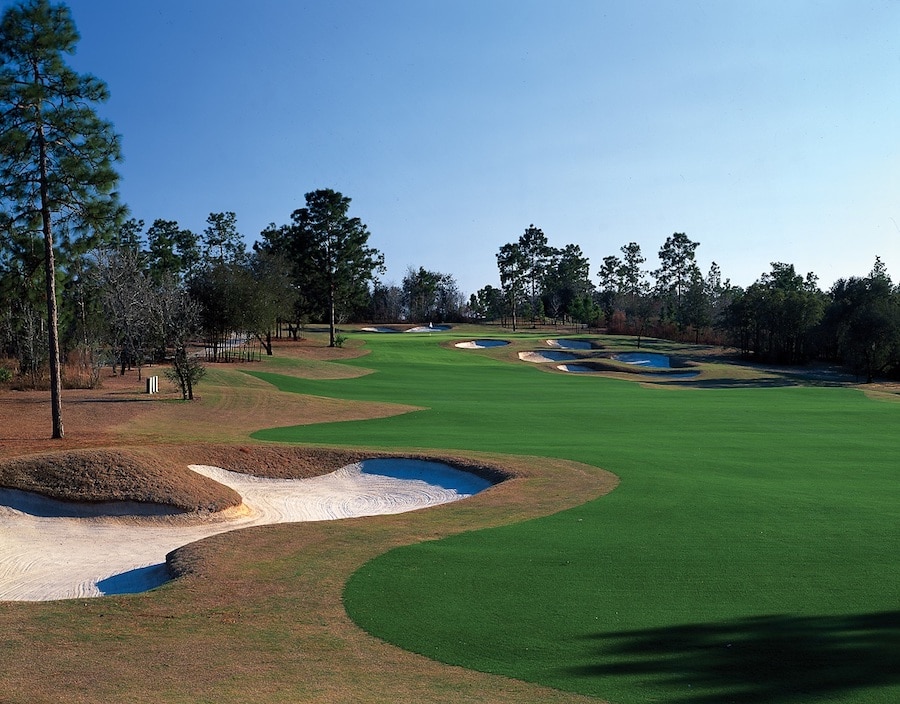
[656, 376, 798, 389]
[568, 612, 900, 703]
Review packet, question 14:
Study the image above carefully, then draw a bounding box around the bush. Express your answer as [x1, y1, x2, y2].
[165, 349, 206, 400]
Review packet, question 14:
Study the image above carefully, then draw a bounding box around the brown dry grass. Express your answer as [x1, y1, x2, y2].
[0, 447, 241, 511]
[0, 335, 616, 703]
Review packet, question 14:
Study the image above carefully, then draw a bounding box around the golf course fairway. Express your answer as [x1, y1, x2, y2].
[251, 333, 900, 704]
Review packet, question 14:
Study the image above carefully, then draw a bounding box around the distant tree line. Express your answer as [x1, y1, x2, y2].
[477, 226, 900, 381]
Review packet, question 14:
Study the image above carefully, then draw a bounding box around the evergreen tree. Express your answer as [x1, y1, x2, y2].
[272, 189, 384, 347]
[653, 232, 700, 324]
[203, 211, 244, 264]
[496, 241, 527, 331]
[518, 225, 552, 322]
[0, 0, 122, 438]
[146, 219, 199, 283]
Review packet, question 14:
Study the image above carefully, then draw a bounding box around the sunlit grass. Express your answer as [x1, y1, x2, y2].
[251, 331, 900, 704]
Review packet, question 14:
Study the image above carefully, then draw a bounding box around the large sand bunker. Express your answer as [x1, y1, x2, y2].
[0, 459, 491, 602]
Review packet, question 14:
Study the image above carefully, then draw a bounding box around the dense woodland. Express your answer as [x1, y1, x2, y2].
[2, 0, 899, 440]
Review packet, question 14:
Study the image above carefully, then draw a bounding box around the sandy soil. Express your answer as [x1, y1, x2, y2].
[0, 458, 491, 602]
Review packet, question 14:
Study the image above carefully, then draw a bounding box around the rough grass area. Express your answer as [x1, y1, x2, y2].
[1, 332, 606, 703]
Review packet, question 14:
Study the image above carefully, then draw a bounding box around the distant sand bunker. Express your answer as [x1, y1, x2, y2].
[455, 339, 509, 349]
[406, 325, 451, 332]
[557, 364, 594, 373]
[0, 459, 492, 602]
[546, 339, 593, 350]
[519, 350, 578, 363]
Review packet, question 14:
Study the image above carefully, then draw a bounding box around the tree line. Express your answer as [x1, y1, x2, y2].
[3, 1, 898, 442]
[477, 226, 900, 382]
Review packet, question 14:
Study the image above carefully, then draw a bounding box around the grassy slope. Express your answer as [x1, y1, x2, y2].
[251, 332, 900, 704]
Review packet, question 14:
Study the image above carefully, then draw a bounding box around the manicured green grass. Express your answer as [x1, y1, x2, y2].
[250, 333, 900, 704]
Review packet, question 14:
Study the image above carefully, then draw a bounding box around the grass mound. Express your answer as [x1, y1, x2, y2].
[0, 443, 514, 515]
[165, 443, 514, 484]
[0, 448, 240, 512]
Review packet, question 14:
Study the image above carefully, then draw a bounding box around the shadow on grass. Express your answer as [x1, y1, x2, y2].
[657, 377, 799, 389]
[568, 612, 900, 703]
[97, 563, 170, 595]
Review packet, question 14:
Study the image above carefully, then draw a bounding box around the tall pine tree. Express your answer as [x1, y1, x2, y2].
[0, 0, 122, 438]
[262, 189, 383, 347]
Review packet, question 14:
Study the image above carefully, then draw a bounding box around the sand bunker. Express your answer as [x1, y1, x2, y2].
[546, 339, 593, 350]
[361, 326, 401, 333]
[405, 325, 451, 333]
[557, 364, 594, 373]
[613, 352, 672, 368]
[455, 339, 509, 349]
[519, 350, 578, 363]
[0, 459, 491, 602]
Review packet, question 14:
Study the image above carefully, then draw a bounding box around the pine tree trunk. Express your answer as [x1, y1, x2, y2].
[329, 280, 336, 347]
[38, 112, 64, 439]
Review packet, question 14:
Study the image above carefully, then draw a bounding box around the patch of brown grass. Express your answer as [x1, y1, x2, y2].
[0, 447, 240, 511]
[0, 344, 419, 454]
[120, 365, 420, 444]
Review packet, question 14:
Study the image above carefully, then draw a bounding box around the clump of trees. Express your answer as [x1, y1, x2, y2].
[490, 225, 594, 331]
[257, 189, 384, 347]
[0, 3, 390, 435]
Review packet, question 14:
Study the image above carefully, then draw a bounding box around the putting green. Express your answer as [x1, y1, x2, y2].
[251, 334, 900, 704]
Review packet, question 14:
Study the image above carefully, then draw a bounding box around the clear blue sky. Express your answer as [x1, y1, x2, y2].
[12, 0, 900, 296]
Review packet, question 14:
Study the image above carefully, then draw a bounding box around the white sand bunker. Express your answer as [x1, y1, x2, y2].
[546, 339, 593, 350]
[519, 350, 578, 363]
[0, 459, 491, 602]
[361, 326, 401, 333]
[557, 364, 594, 373]
[455, 339, 509, 349]
[405, 325, 451, 333]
